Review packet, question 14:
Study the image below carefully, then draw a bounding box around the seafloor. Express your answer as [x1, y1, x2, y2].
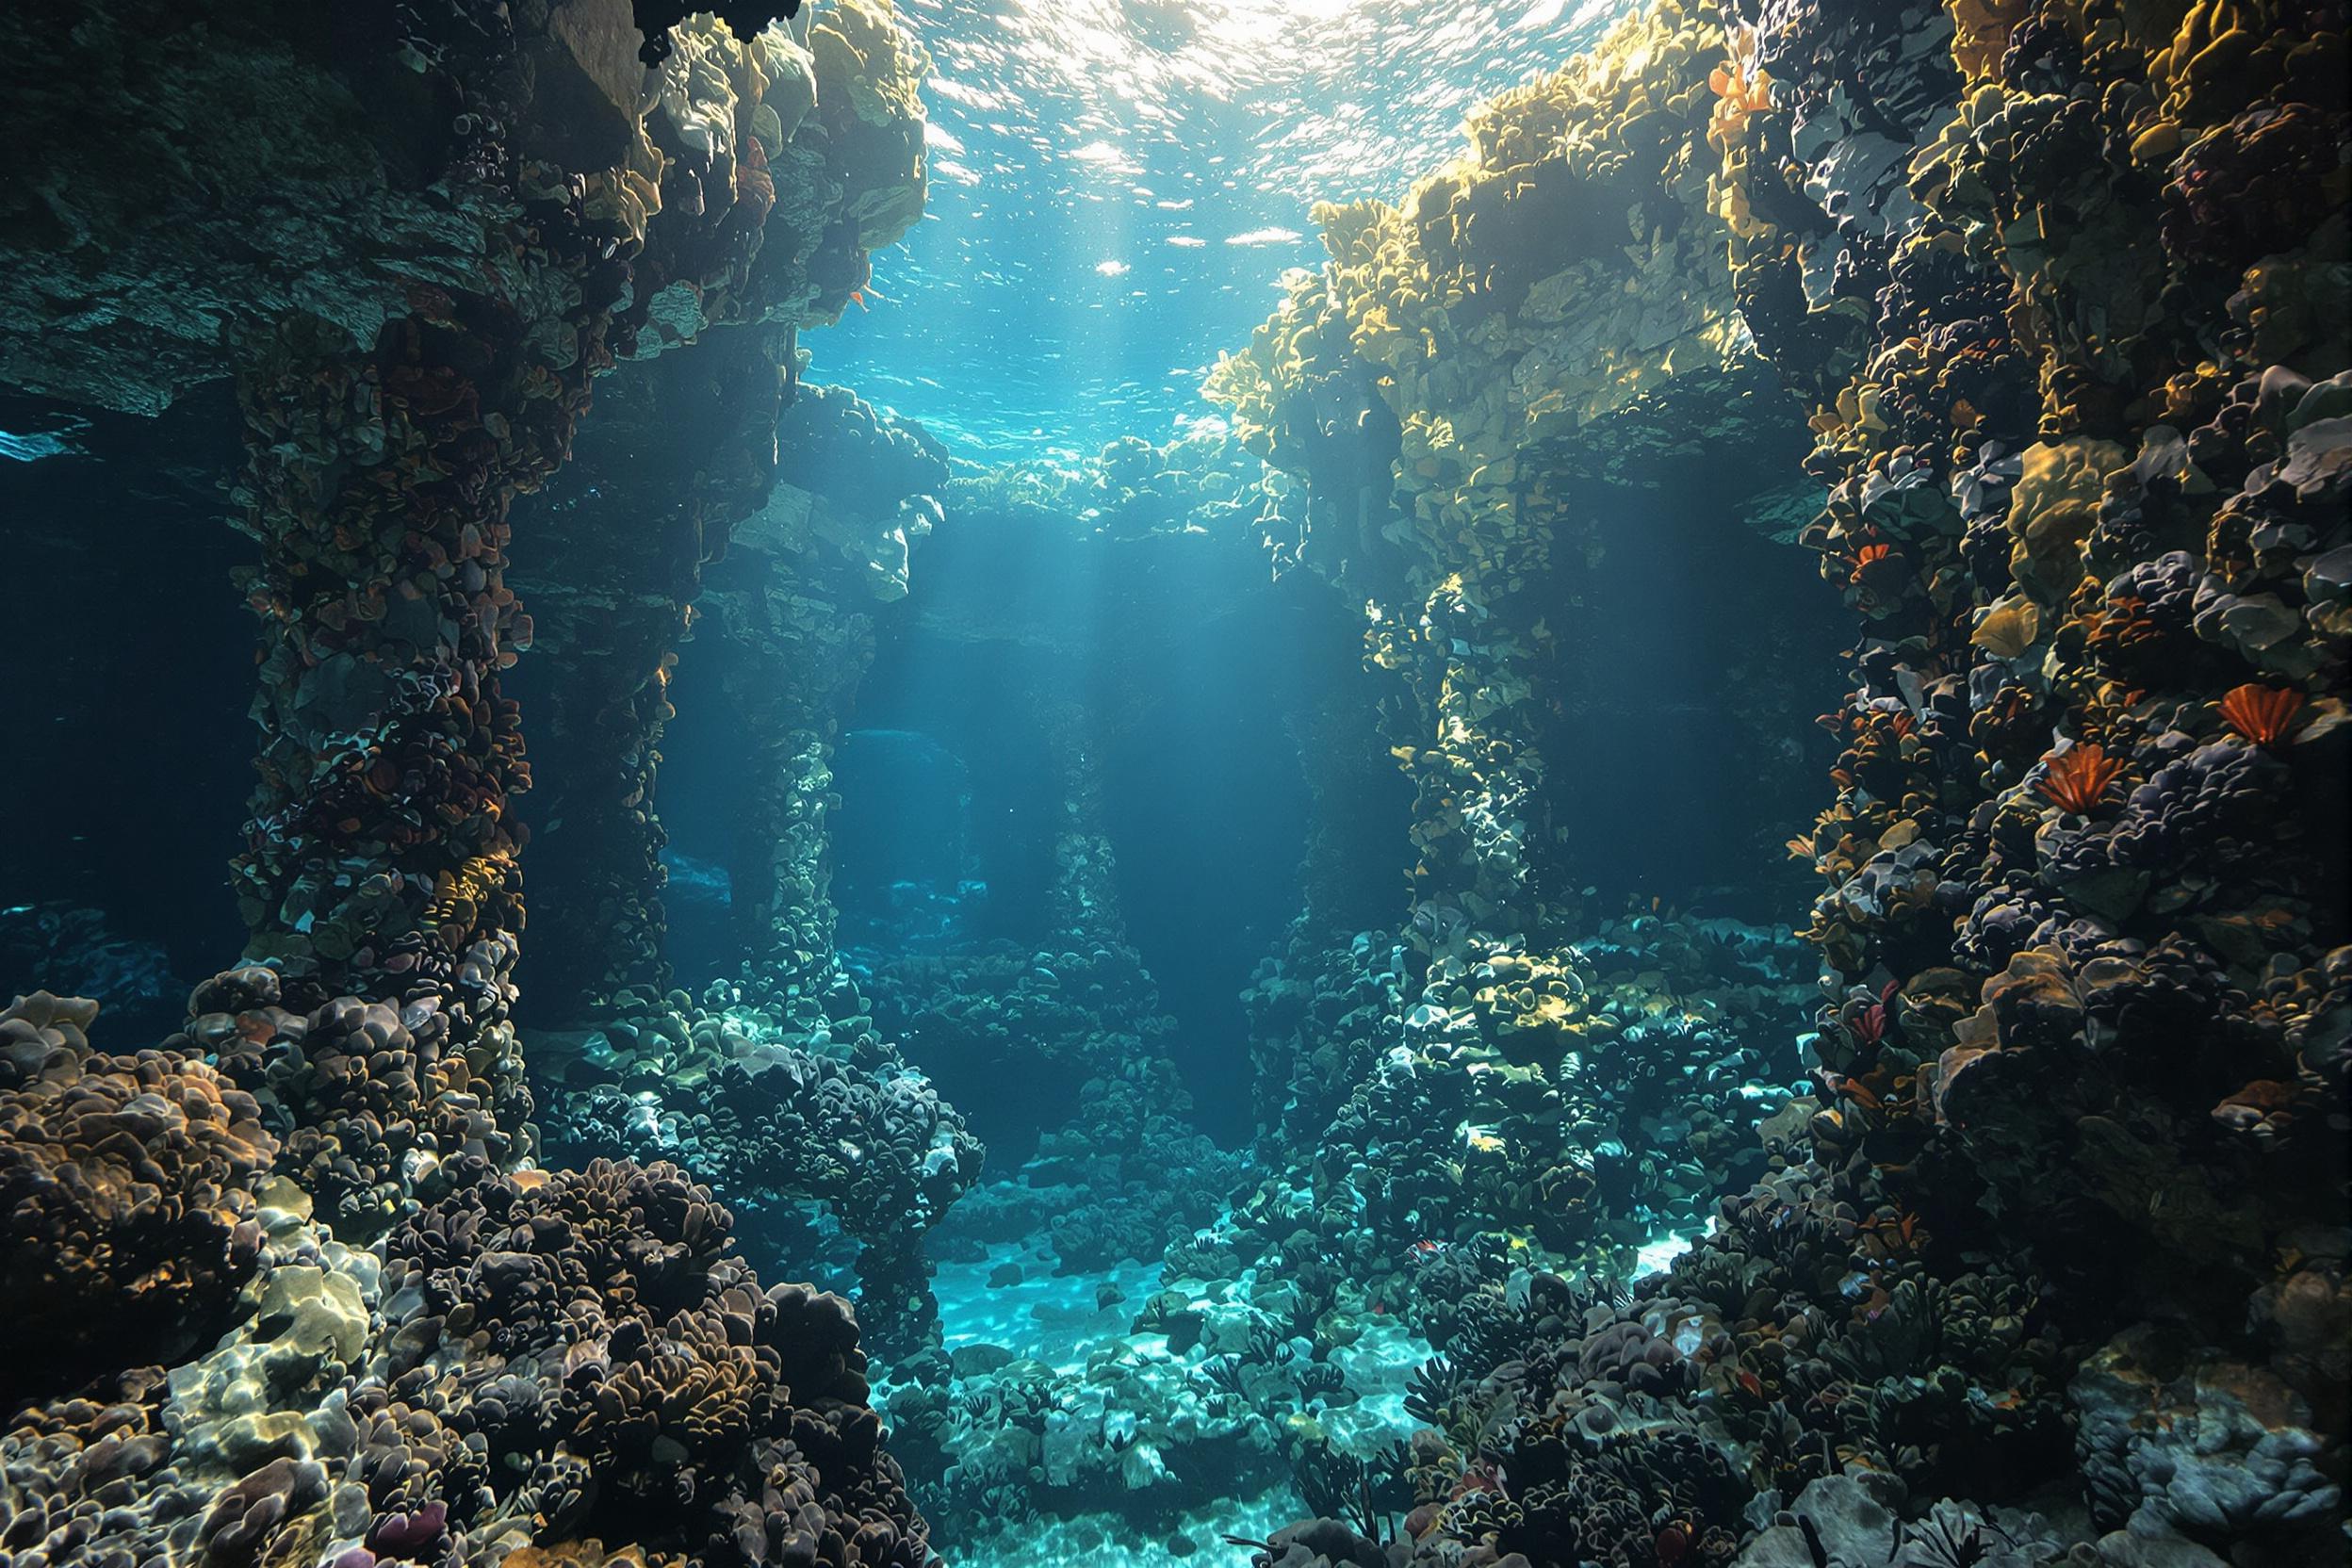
[0, 3, 2346, 1568]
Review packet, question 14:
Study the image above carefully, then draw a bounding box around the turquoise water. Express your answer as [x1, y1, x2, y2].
[815, 0, 1636, 455]
[21, 2, 2310, 1565]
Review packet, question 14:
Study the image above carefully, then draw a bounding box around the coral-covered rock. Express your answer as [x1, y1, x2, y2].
[2073, 1325, 2344, 1553]
[0, 991, 276, 1402]
[534, 989, 979, 1357]
[0, 1367, 211, 1568]
[345, 1160, 931, 1567]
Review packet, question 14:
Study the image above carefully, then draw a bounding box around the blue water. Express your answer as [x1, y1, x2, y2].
[0, 8, 1823, 1566]
[813, 0, 1638, 457]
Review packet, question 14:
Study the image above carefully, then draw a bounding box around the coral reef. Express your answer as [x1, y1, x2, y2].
[0, 3, 943, 1563]
[1, 1104, 927, 1568]
[1715, 0, 2349, 1552]
[1176, 906, 1814, 1359]
[531, 987, 980, 1359]
[2, 1, 2345, 1565]
[214, 0, 931, 1234]
[346, 1156, 929, 1567]
[812, 363, 1828, 1552]
[883, 1331, 1288, 1544]
[943, 417, 1295, 543]
[875, 1224, 1439, 1556]
[715, 384, 953, 1031]
[0, 991, 275, 1405]
[829, 421, 1420, 1551]
[1201, 1, 1835, 1316]
[1224, 0, 2351, 1561]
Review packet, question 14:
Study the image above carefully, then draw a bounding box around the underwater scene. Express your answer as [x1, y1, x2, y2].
[1, 1, 2347, 1566]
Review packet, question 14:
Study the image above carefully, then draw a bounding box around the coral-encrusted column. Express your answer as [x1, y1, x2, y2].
[519, 322, 794, 1022]
[524, 384, 969, 1360]
[726, 603, 880, 1030]
[1380, 533, 1562, 943]
[230, 289, 613, 1225]
[1034, 694, 1129, 952]
[719, 577, 946, 1357]
[531, 618, 690, 1008]
[1201, 5, 1756, 1268]
[711, 384, 944, 1034]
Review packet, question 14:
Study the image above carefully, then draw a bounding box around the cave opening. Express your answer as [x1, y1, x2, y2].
[823, 505, 1338, 1156]
[0, 387, 255, 1045]
[1539, 467, 1848, 925]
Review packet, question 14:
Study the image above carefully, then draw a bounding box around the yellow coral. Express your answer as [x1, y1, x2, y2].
[812, 0, 932, 253]
[813, 0, 929, 131]
[2007, 437, 2128, 601]
[427, 852, 517, 939]
[1943, 0, 2031, 85]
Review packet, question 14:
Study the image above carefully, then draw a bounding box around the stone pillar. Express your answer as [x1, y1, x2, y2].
[208, 0, 931, 1236]
[1200, 5, 1768, 1271]
[724, 581, 884, 1032]
[710, 384, 944, 1036]
[527, 616, 691, 1008]
[228, 286, 618, 1228]
[1035, 693, 1130, 953]
[683, 384, 965, 1352]
[518, 322, 794, 1022]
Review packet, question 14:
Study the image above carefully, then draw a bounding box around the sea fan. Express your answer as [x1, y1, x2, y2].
[2034, 743, 2127, 813]
[2218, 683, 2304, 746]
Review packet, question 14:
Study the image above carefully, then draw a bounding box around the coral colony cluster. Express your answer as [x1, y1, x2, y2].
[0, 3, 2344, 1568]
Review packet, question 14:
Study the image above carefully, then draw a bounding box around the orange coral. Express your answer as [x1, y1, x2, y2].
[1707, 35, 1774, 154]
[2219, 683, 2303, 745]
[2035, 743, 2128, 813]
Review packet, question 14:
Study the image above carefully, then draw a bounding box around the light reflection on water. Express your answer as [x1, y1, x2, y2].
[811, 0, 1637, 456]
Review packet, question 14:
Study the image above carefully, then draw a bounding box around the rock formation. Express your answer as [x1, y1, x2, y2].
[1217, 2, 2350, 1562]
[0, 1, 945, 1560]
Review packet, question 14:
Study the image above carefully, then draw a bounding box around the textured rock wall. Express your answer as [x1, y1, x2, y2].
[1715, 0, 2350, 1552]
[0, 2, 946, 1561]
[1225, 2, 2351, 1564]
[1207, 0, 1823, 1282]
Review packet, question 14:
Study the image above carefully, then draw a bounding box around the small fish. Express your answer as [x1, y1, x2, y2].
[1406, 1239, 1445, 1261]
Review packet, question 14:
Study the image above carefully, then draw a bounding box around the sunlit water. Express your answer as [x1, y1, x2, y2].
[797, 8, 1718, 1557]
[0, 6, 1799, 1565]
[812, 0, 1638, 456]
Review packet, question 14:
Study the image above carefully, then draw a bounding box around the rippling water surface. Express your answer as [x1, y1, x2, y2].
[811, 0, 1636, 456]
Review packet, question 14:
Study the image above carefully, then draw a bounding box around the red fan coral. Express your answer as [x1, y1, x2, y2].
[2219, 683, 2303, 746]
[2035, 743, 2128, 813]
